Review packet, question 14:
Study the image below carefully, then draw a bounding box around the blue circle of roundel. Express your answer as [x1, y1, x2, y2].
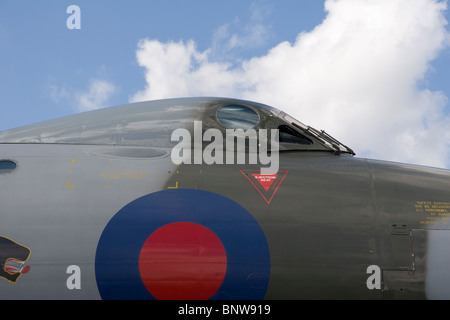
[95, 189, 270, 300]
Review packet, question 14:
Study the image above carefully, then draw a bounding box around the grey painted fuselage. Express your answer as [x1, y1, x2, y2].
[0, 97, 449, 299]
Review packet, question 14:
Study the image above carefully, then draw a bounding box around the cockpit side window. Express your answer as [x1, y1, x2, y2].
[216, 105, 260, 130]
[278, 125, 313, 145]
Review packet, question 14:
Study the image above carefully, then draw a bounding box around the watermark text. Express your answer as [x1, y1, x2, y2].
[171, 121, 279, 174]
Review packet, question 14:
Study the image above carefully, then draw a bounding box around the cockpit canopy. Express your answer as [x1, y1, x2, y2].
[0, 97, 354, 155]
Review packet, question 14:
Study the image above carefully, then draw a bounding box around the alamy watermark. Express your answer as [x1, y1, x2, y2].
[171, 121, 279, 175]
[66, 5, 81, 30]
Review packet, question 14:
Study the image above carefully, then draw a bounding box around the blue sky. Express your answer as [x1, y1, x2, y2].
[0, 0, 449, 168]
[0, 1, 326, 127]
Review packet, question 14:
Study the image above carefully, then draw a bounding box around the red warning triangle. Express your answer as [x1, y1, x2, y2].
[251, 174, 277, 191]
[241, 170, 288, 204]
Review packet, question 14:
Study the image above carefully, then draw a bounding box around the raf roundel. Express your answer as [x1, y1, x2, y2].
[95, 189, 271, 300]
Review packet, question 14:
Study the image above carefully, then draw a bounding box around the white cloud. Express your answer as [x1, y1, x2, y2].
[131, 0, 450, 168]
[75, 79, 116, 112]
[131, 40, 237, 102]
[48, 83, 71, 103]
[49, 78, 116, 112]
[210, 2, 273, 61]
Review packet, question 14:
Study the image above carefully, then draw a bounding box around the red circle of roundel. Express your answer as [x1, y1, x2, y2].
[139, 222, 227, 300]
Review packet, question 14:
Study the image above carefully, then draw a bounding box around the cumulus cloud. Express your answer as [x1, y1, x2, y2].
[131, 40, 237, 102]
[131, 0, 450, 168]
[49, 78, 116, 112]
[75, 79, 116, 112]
[210, 2, 273, 62]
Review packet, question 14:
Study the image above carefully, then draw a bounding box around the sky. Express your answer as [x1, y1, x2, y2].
[0, 0, 449, 168]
